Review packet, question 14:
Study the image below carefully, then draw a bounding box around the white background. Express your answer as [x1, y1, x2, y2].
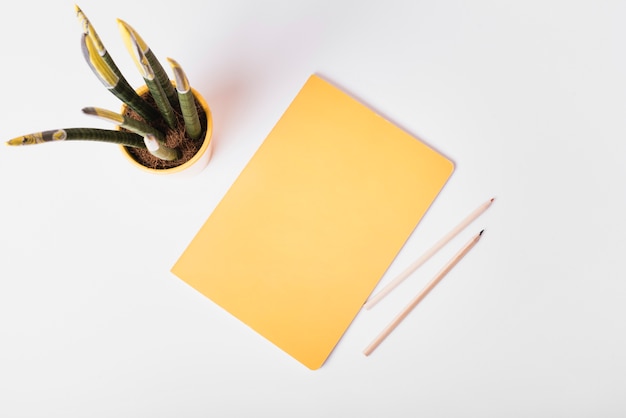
[1, 1, 625, 416]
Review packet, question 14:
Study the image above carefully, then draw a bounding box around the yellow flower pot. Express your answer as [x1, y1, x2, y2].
[120, 85, 213, 177]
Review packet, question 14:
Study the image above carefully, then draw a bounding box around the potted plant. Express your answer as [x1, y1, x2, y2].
[5, 5, 213, 177]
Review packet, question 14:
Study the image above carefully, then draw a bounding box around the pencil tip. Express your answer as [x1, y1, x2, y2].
[479, 229, 485, 236]
[490, 197, 495, 202]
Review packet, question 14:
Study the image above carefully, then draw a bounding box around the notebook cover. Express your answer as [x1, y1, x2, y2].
[171, 74, 454, 369]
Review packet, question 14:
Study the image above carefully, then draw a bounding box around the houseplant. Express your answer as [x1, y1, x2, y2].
[5, 5, 213, 176]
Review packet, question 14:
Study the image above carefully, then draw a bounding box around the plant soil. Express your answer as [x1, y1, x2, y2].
[122, 91, 207, 170]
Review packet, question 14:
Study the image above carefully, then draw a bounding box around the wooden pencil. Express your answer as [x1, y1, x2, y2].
[363, 230, 484, 356]
[364, 198, 494, 309]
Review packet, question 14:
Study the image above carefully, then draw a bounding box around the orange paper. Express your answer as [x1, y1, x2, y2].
[171, 75, 454, 369]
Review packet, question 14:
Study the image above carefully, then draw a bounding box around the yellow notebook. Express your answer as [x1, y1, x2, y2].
[171, 75, 454, 369]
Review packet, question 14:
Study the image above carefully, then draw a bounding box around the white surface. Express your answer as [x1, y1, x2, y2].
[1, 1, 625, 416]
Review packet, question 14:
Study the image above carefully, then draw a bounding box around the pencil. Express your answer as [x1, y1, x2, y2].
[364, 198, 494, 309]
[363, 230, 484, 356]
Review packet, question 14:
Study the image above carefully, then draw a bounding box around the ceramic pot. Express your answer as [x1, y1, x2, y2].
[120, 85, 213, 177]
